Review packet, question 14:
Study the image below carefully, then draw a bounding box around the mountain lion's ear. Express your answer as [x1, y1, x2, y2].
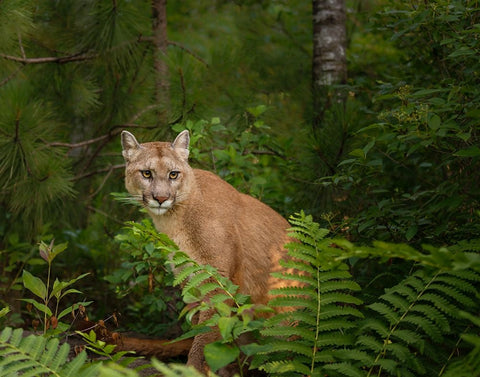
[172, 130, 190, 160]
[121, 131, 141, 162]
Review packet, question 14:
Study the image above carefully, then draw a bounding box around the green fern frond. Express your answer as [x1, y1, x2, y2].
[360, 268, 479, 376]
[172, 263, 200, 286]
[260, 339, 313, 358]
[323, 362, 366, 377]
[410, 304, 450, 331]
[182, 271, 215, 293]
[260, 359, 312, 376]
[427, 282, 476, 307]
[356, 334, 383, 353]
[0, 327, 100, 377]
[253, 212, 365, 377]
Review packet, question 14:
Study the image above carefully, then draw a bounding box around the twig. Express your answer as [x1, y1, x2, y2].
[88, 164, 116, 198]
[86, 205, 125, 225]
[129, 105, 162, 123]
[45, 123, 159, 149]
[48, 134, 112, 149]
[18, 33, 26, 59]
[0, 66, 22, 87]
[0, 52, 97, 65]
[72, 164, 125, 181]
[167, 40, 209, 67]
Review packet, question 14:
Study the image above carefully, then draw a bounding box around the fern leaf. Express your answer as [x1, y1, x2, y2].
[173, 264, 200, 286]
[360, 318, 390, 338]
[182, 271, 214, 294]
[419, 292, 458, 316]
[317, 319, 358, 332]
[435, 274, 478, 294]
[319, 305, 364, 320]
[60, 350, 87, 375]
[255, 213, 365, 377]
[448, 269, 480, 282]
[318, 279, 362, 293]
[271, 271, 316, 286]
[316, 333, 354, 347]
[403, 314, 443, 342]
[40, 337, 60, 366]
[385, 342, 414, 363]
[368, 302, 400, 324]
[356, 334, 383, 353]
[427, 282, 476, 307]
[320, 292, 363, 306]
[261, 326, 317, 341]
[278, 258, 316, 275]
[410, 304, 450, 331]
[49, 342, 71, 370]
[268, 295, 316, 309]
[393, 284, 418, 302]
[269, 285, 318, 298]
[260, 359, 311, 376]
[260, 339, 313, 358]
[334, 349, 374, 364]
[381, 292, 410, 312]
[389, 329, 424, 346]
[0, 327, 100, 377]
[323, 361, 366, 377]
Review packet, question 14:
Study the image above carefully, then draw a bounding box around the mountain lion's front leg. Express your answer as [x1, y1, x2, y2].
[186, 308, 219, 374]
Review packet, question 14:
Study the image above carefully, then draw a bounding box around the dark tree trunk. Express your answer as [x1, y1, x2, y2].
[151, 0, 170, 124]
[312, 0, 347, 128]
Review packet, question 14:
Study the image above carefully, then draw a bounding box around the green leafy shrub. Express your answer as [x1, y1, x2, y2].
[21, 240, 91, 334]
[327, 0, 480, 244]
[105, 219, 183, 336]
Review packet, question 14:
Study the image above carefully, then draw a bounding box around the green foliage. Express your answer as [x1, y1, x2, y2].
[0, 326, 101, 377]
[328, 0, 480, 244]
[149, 360, 211, 377]
[77, 329, 135, 365]
[167, 238, 270, 374]
[105, 219, 183, 336]
[21, 240, 90, 335]
[171, 110, 292, 211]
[0, 326, 207, 377]
[359, 269, 480, 376]
[254, 212, 364, 377]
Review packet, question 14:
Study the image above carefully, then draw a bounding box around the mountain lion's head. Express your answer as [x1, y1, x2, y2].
[121, 130, 192, 216]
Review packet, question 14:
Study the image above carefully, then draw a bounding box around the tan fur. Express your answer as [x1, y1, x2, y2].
[121, 130, 293, 373]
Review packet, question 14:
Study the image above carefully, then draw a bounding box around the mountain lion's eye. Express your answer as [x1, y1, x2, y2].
[169, 171, 179, 180]
[141, 170, 152, 179]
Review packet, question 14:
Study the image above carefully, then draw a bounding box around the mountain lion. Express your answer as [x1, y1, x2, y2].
[121, 130, 294, 373]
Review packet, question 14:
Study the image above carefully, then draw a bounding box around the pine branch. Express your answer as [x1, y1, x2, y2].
[0, 52, 97, 65]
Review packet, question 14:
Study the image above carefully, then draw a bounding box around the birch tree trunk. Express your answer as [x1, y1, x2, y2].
[151, 0, 170, 124]
[312, 0, 347, 127]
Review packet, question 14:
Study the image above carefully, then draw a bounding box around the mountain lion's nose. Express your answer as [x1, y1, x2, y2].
[153, 195, 169, 204]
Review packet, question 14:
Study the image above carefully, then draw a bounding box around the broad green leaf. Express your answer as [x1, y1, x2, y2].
[51, 273, 89, 299]
[204, 341, 240, 372]
[0, 306, 10, 318]
[22, 270, 47, 300]
[454, 146, 480, 157]
[405, 225, 418, 241]
[50, 242, 68, 262]
[427, 114, 441, 130]
[218, 316, 239, 342]
[20, 298, 52, 316]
